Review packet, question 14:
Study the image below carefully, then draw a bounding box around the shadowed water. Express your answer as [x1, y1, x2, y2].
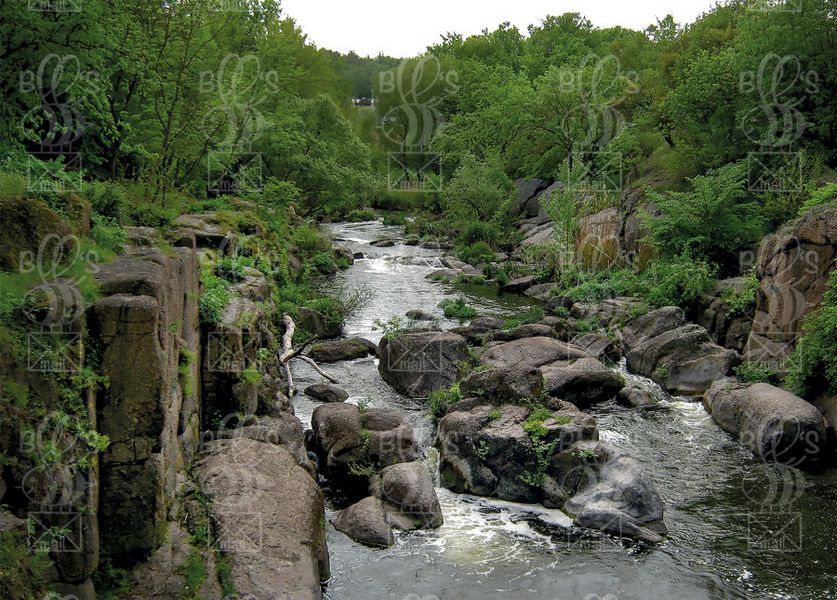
[291, 220, 837, 600]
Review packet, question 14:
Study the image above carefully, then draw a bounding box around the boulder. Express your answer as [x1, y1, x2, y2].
[571, 297, 646, 327]
[460, 367, 545, 402]
[333, 244, 354, 265]
[546, 295, 574, 315]
[449, 316, 504, 345]
[174, 213, 237, 252]
[624, 307, 739, 396]
[307, 337, 378, 363]
[695, 277, 754, 353]
[406, 309, 436, 321]
[310, 404, 419, 483]
[515, 178, 550, 216]
[744, 205, 837, 369]
[502, 275, 536, 292]
[426, 268, 460, 282]
[378, 331, 469, 398]
[437, 402, 598, 503]
[524, 283, 559, 301]
[541, 357, 625, 406]
[371, 239, 396, 248]
[376, 461, 443, 529]
[703, 380, 828, 466]
[480, 337, 588, 370]
[197, 438, 329, 600]
[521, 222, 555, 246]
[331, 496, 394, 548]
[572, 332, 623, 363]
[559, 442, 667, 543]
[616, 384, 658, 408]
[305, 383, 349, 403]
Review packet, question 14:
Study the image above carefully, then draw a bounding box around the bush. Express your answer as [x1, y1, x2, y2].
[798, 182, 837, 217]
[639, 252, 717, 307]
[504, 306, 545, 329]
[291, 223, 331, 257]
[457, 241, 495, 266]
[721, 270, 760, 316]
[310, 252, 339, 275]
[87, 181, 127, 221]
[785, 265, 837, 398]
[216, 256, 252, 283]
[734, 361, 779, 385]
[126, 203, 177, 227]
[347, 208, 376, 222]
[458, 222, 500, 247]
[427, 383, 462, 419]
[439, 297, 477, 321]
[199, 272, 233, 325]
[90, 215, 127, 254]
[642, 162, 765, 272]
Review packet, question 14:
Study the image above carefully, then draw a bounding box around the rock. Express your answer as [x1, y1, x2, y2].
[449, 316, 504, 345]
[174, 213, 237, 252]
[406, 309, 436, 321]
[541, 357, 625, 406]
[577, 208, 622, 270]
[210, 412, 311, 475]
[333, 244, 354, 265]
[521, 222, 555, 246]
[125, 226, 160, 247]
[616, 384, 658, 408]
[490, 323, 558, 342]
[525, 283, 559, 301]
[311, 404, 419, 483]
[744, 205, 837, 369]
[546, 295, 574, 315]
[437, 402, 598, 503]
[572, 332, 623, 363]
[229, 267, 270, 302]
[502, 275, 536, 292]
[460, 367, 545, 402]
[377, 461, 443, 529]
[526, 182, 562, 221]
[371, 239, 396, 248]
[353, 251, 365, 259]
[307, 337, 378, 362]
[703, 380, 828, 466]
[426, 268, 460, 282]
[624, 307, 739, 396]
[0, 197, 73, 271]
[515, 178, 550, 216]
[305, 383, 349, 403]
[560, 442, 667, 543]
[695, 277, 754, 353]
[297, 306, 342, 339]
[332, 496, 394, 548]
[571, 297, 646, 327]
[197, 438, 329, 600]
[378, 331, 469, 398]
[481, 337, 588, 370]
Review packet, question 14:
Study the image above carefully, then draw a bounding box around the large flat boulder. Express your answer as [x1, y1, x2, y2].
[480, 337, 588, 370]
[541, 357, 625, 406]
[197, 438, 329, 600]
[378, 331, 468, 398]
[460, 367, 544, 402]
[307, 337, 378, 363]
[703, 380, 828, 466]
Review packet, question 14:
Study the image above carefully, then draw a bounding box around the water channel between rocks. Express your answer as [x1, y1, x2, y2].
[289, 220, 837, 600]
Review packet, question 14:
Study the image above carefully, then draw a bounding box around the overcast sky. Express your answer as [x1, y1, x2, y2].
[281, 0, 720, 57]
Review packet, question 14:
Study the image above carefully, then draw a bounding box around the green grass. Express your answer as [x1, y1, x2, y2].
[427, 383, 462, 419]
[439, 297, 477, 321]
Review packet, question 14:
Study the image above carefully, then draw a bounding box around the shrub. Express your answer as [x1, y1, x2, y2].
[734, 361, 779, 385]
[87, 181, 126, 221]
[458, 222, 500, 247]
[216, 256, 253, 283]
[642, 162, 765, 272]
[347, 208, 376, 222]
[427, 383, 462, 419]
[90, 215, 126, 254]
[639, 252, 717, 307]
[310, 252, 339, 275]
[439, 297, 477, 321]
[721, 270, 760, 316]
[126, 203, 177, 227]
[199, 272, 232, 325]
[785, 265, 837, 398]
[504, 306, 545, 329]
[457, 241, 495, 266]
[291, 223, 331, 257]
[798, 182, 837, 217]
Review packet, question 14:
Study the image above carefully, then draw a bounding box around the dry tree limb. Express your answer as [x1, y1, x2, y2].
[279, 313, 340, 394]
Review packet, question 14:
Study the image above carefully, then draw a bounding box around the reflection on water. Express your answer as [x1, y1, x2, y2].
[296, 221, 837, 600]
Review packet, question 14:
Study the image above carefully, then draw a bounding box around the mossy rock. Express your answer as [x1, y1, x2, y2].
[0, 197, 73, 272]
[62, 193, 92, 236]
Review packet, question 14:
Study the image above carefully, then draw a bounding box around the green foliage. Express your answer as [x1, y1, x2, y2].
[240, 367, 262, 385]
[347, 208, 376, 222]
[182, 550, 206, 600]
[721, 270, 760, 316]
[504, 306, 545, 330]
[199, 272, 233, 326]
[785, 266, 837, 398]
[642, 163, 764, 272]
[798, 183, 837, 217]
[428, 384, 463, 419]
[309, 252, 339, 275]
[216, 256, 252, 283]
[442, 153, 516, 233]
[488, 408, 502, 421]
[439, 297, 477, 321]
[373, 315, 405, 341]
[734, 362, 779, 385]
[457, 241, 496, 266]
[654, 365, 669, 380]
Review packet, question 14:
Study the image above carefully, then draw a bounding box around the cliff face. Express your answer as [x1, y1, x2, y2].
[0, 211, 330, 599]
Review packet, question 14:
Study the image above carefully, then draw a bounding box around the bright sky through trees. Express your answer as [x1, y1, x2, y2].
[282, 0, 719, 56]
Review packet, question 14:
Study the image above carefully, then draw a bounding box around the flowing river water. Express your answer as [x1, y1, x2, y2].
[290, 220, 837, 600]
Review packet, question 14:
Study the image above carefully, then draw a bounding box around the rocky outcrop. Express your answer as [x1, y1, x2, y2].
[624, 307, 739, 396]
[0, 197, 73, 271]
[332, 496, 394, 548]
[490, 323, 558, 342]
[297, 306, 342, 339]
[378, 331, 469, 398]
[695, 277, 754, 353]
[437, 403, 666, 541]
[376, 461, 443, 530]
[450, 316, 504, 345]
[310, 403, 419, 483]
[460, 367, 544, 402]
[703, 380, 828, 466]
[306, 337, 378, 363]
[197, 437, 329, 600]
[90, 245, 201, 561]
[744, 205, 837, 369]
[174, 213, 237, 252]
[577, 207, 622, 270]
[572, 332, 623, 363]
[515, 178, 550, 217]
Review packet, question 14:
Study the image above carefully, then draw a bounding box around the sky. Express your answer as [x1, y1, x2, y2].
[281, 0, 719, 57]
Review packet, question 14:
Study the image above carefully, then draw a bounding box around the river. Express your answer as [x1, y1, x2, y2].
[290, 220, 837, 600]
